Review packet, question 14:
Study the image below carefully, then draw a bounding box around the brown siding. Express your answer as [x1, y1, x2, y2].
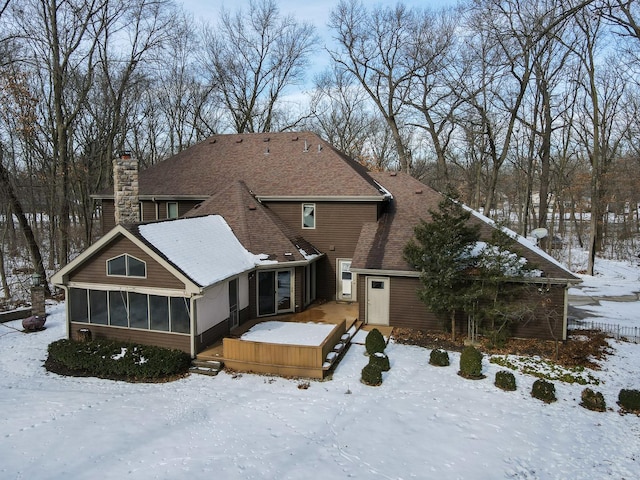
[383, 276, 566, 341]
[266, 201, 379, 300]
[389, 277, 448, 331]
[70, 322, 190, 353]
[69, 235, 186, 290]
[196, 320, 230, 352]
[141, 201, 156, 222]
[101, 200, 115, 234]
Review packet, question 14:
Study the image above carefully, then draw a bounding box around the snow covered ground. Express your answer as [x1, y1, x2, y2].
[1, 258, 639, 479]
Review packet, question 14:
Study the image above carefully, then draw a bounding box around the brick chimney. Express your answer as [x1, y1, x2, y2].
[113, 152, 139, 225]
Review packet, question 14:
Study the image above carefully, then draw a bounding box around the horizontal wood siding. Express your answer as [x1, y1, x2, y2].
[68, 235, 186, 290]
[266, 201, 378, 300]
[387, 276, 566, 341]
[141, 201, 156, 222]
[509, 285, 566, 340]
[388, 277, 448, 331]
[101, 200, 115, 233]
[196, 319, 230, 352]
[70, 322, 190, 353]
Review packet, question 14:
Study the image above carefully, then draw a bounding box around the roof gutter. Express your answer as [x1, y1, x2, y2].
[256, 195, 386, 202]
[350, 267, 582, 285]
[91, 194, 208, 201]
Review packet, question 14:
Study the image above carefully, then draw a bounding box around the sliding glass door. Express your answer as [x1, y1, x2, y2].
[257, 269, 293, 316]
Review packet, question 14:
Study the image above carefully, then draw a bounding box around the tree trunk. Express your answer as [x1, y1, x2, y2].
[0, 151, 51, 296]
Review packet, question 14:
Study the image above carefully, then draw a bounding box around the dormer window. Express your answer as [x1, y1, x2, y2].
[107, 254, 146, 278]
[302, 203, 315, 229]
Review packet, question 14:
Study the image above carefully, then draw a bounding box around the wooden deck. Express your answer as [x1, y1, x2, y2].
[197, 301, 361, 378]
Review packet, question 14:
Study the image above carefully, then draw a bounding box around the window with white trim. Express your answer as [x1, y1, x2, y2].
[167, 202, 178, 219]
[302, 203, 315, 229]
[107, 254, 146, 278]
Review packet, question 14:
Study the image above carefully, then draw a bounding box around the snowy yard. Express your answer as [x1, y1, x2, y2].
[1, 257, 639, 479]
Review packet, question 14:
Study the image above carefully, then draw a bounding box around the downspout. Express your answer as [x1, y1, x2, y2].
[190, 292, 204, 358]
[562, 285, 569, 342]
[60, 285, 70, 340]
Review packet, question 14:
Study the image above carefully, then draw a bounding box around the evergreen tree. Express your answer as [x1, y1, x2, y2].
[404, 194, 538, 343]
[403, 193, 480, 341]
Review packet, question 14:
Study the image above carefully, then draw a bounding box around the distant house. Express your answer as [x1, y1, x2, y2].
[52, 132, 579, 357]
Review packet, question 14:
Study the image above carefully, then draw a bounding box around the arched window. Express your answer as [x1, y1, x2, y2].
[107, 254, 146, 278]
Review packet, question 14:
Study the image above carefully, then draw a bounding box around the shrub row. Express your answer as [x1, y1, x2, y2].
[429, 346, 640, 413]
[47, 339, 192, 381]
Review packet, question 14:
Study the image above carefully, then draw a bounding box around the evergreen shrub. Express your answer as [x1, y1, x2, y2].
[458, 345, 484, 379]
[429, 349, 450, 367]
[365, 328, 386, 356]
[369, 352, 390, 372]
[618, 389, 640, 413]
[361, 363, 383, 386]
[46, 339, 191, 381]
[580, 388, 606, 412]
[531, 379, 557, 403]
[494, 370, 517, 391]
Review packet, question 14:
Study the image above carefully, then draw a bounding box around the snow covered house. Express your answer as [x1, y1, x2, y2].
[52, 132, 579, 357]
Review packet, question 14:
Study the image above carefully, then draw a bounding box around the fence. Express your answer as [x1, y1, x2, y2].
[568, 319, 640, 343]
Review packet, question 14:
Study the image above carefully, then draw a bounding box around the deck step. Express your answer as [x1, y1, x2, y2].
[190, 359, 224, 376]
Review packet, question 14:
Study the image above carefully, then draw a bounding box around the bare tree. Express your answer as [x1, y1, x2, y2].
[202, 0, 317, 133]
[308, 67, 378, 163]
[329, 0, 430, 173]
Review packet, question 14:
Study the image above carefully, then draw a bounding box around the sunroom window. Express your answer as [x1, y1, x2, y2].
[107, 254, 146, 278]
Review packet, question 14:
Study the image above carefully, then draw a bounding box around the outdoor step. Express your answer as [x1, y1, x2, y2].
[189, 366, 219, 376]
[192, 359, 224, 370]
[190, 359, 224, 376]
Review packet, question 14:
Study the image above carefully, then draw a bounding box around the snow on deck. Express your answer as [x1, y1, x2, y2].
[240, 321, 335, 346]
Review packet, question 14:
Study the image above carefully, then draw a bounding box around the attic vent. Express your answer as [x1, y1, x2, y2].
[284, 252, 293, 256]
[303, 140, 309, 152]
[263, 137, 270, 142]
[292, 136, 299, 141]
[248, 205, 257, 210]
[317, 144, 322, 152]
[265, 147, 269, 154]
[209, 139, 216, 144]
[415, 189, 423, 194]
[236, 138, 243, 143]
[390, 172, 397, 177]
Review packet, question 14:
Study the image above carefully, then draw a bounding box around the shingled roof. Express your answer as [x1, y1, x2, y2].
[352, 172, 578, 282]
[184, 181, 321, 263]
[98, 132, 384, 200]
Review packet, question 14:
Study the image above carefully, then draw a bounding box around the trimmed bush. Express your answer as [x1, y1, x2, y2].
[531, 379, 557, 403]
[580, 388, 606, 412]
[458, 345, 484, 379]
[618, 389, 640, 413]
[361, 363, 383, 386]
[494, 370, 517, 391]
[429, 349, 450, 367]
[46, 339, 191, 381]
[369, 352, 390, 372]
[365, 328, 386, 356]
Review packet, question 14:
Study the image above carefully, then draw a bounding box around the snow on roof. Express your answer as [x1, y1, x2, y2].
[461, 204, 573, 275]
[139, 215, 264, 287]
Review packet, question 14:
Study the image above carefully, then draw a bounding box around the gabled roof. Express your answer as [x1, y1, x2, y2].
[352, 172, 579, 283]
[97, 132, 384, 200]
[184, 181, 322, 263]
[136, 216, 262, 287]
[52, 215, 296, 292]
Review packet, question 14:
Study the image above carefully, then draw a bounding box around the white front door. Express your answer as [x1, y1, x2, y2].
[337, 259, 356, 301]
[367, 277, 390, 325]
